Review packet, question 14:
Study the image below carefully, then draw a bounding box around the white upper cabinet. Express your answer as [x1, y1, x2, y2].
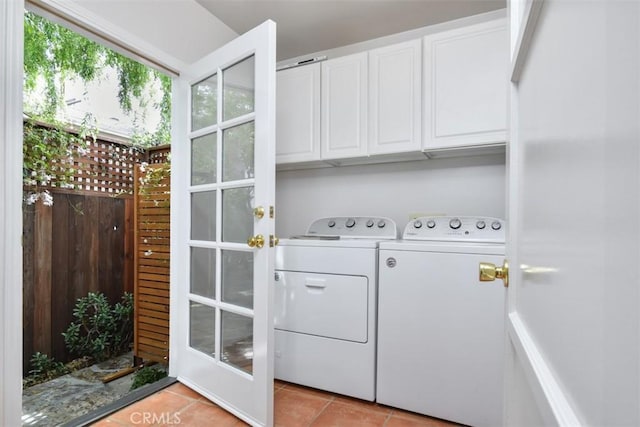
[368, 39, 422, 155]
[275, 16, 508, 168]
[321, 52, 368, 160]
[423, 19, 508, 150]
[276, 62, 321, 163]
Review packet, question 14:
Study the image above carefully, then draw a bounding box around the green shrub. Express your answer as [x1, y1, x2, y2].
[27, 352, 69, 382]
[130, 366, 167, 391]
[62, 292, 134, 362]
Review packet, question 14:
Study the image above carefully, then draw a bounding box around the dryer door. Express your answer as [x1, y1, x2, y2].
[274, 271, 368, 343]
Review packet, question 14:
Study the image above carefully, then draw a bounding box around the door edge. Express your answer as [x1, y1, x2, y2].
[507, 312, 581, 426]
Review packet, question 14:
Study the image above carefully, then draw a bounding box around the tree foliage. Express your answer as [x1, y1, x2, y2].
[23, 11, 171, 145]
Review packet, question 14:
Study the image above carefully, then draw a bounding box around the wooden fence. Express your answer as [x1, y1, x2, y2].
[133, 163, 171, 364]
[22, 133, 170, 374]
[22, 192, 134, 373]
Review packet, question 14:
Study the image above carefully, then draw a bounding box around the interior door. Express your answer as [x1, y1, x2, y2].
[504, 1, 640, 426]
[170, 20, 276, 427]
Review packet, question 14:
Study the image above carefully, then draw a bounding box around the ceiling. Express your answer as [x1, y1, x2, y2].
[195, 0, 506, 61]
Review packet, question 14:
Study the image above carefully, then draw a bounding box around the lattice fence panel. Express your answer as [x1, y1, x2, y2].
[134, 163, 171, 364]
[147, 145, 171, 164]
[69, 139, 144, 195]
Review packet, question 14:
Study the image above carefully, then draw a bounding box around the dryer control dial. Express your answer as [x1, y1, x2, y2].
[345, 218, 356, 228]
[413, 220, 423, 229]
[328, 220, 336, 228]
[449, 218, 462, 230]
[377, 220, 386, 228]
[491, 221, 502, 230]
[366, 219, 374, 228]
[426, 220, 436, 229]
[476, 220, 486, 230]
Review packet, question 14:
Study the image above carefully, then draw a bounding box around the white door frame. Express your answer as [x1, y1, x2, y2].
[0, 2, 213, 425]
[1, 1, 25, 425]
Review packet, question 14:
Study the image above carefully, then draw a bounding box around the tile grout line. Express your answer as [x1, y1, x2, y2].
[176, 398, 202, 415]
[101, 417, 130, 426]
[305, 396, 335, 427]
[381, 411, 393, 427]
[163, 387, 201, 401]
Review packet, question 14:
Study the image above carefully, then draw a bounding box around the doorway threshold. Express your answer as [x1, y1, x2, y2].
[62, 376, 177, 427]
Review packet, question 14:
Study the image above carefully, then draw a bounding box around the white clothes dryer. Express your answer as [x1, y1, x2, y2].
[274, 216, 397, 401]
[377, 216, 506, 427]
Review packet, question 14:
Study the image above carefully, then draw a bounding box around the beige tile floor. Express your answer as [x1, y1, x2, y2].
[92, 381, 461, 427]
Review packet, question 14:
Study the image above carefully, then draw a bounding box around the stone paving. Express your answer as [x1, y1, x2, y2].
[22, 352, 135, 426]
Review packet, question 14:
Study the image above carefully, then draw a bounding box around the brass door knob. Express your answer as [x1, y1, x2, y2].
[247, 234, 265, 248]
[253, 206, 265, 219]
[479, 260, 509, 287]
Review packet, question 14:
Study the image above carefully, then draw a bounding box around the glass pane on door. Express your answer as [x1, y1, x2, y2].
[221, 310, 253, 374]
[222, 187, 254, 243]
[223, 122, 254, 182]
[192, 74, 218, 130]
[223, 56, 255, 121]
[191, 247, 216, 299]
[190, 301, 216, 357]
[191, 191, 217, 241]
[191, 133, 217, 185]
[221, 250, 253, 309]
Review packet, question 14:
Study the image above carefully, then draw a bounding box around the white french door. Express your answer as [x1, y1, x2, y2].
[170, 20, 276, 427]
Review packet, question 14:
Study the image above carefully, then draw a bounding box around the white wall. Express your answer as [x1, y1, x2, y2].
[275, 154, 506, 237]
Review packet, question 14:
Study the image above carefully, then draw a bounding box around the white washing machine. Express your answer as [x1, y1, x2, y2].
[377, 216, 506, 427]
[274, 216, 397, 401]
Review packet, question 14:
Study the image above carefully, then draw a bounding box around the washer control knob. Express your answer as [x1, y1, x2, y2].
[345, 218, 356, 228]
[476, 220, 486, 230]
[426, 220, 436, 229]
[491, 221, 502, 230]
[328, 220, 336, 228]
[377, 220, 386, 228]
[366, 219, 374, 228]
[413, 220, 423, 229]
[449, 218, 462, 230]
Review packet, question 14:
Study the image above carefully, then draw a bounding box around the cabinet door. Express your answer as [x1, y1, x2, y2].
[369, 39, 422, 154]
[321, 52, 368, 160]
[423, 19, 508, 150]
[276, 63, 321, 163]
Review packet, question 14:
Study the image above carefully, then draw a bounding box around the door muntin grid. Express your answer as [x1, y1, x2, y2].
[187, 55, 257, 376]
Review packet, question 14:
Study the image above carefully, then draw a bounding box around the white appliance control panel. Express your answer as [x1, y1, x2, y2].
[403, 216, 505, 243]
[302, 216, 398, 239]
